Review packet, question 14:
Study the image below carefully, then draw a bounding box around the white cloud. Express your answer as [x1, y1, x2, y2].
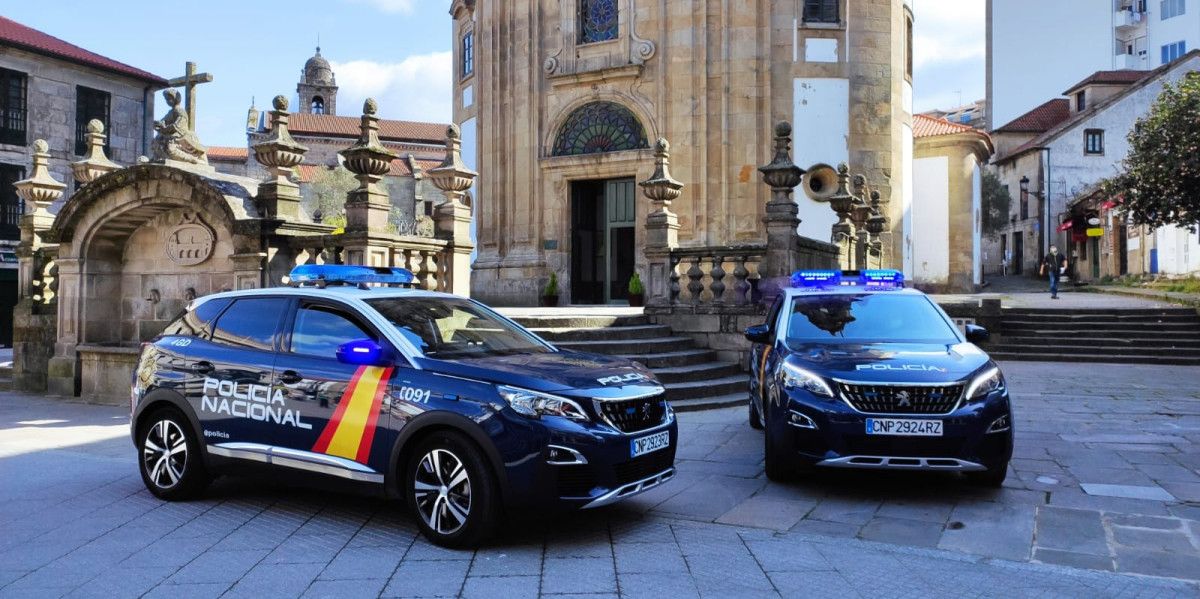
[331, 52, 453, 125]
[912, 0, 985, 69]
[343, 0, 415, 13]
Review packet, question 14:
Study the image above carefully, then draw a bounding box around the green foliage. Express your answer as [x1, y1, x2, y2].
[980, 170, 1012, 236]
[543, 272, 559, 296]
[305, 165, 357, 223]
[1102, 72, 1200, 232]
[627, 272, 644, 295]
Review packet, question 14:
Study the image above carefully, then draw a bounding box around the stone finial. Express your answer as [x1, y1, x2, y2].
[866, 190, 887, 236]
[758, 121, 804, 196]
[340, 97, 398, 190]
[639, 137, 683, 211]
[253, 93, 310, 219]
[274, 95, 289, 111]
[427, 122, 478, 207]
[14, 139, 66, 216]
[71, 119, 120, 185]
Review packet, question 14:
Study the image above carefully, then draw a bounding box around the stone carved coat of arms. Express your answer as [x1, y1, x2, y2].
[162, 212, 215, 266]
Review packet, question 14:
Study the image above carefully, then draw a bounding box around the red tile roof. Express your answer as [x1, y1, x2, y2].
[0, 16, 166, 84]
[207, 146, 249, 161]
[292, 156, 445, 183]
[993, 98, 1071, 134]
[285, 113, 447, 144]
[1063, 70, 1149, 95]
[913, 114, 979, 138]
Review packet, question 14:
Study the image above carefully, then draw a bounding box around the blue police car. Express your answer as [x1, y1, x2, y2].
[745, 270, 1013, 486]
[131, 265, 677, 547]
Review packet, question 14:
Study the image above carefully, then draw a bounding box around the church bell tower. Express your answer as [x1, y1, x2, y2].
[298, 47, 338, 115]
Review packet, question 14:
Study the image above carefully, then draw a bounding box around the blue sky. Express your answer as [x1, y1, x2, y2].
[5, 0, 983, 147]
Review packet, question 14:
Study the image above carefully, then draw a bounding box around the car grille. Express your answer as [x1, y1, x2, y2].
[843, 435, 966, 457]
[595, 395, 668, 433]
[837, 382, 964, 415]
[555, 465, 596, 498]
[614, 450, 675, 486]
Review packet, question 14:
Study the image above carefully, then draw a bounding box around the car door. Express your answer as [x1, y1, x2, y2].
[273, 299, 395, 478]
[751, 296, 786, 412]
[189, 296, 288, 449]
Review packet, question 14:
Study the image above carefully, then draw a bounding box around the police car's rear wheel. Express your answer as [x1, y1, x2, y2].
[138, 408, 209, 500]
[407, 432, 498, 548]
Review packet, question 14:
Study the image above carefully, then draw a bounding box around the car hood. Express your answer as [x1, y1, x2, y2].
[415, 350, 662, 397]
[784, 341, 991, 383]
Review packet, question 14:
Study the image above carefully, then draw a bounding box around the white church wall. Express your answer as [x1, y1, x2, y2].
[792, 77, 847, 243]
[911, 155, 950, 286]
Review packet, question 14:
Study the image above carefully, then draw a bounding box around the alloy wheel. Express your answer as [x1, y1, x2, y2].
[142, 419, 188, 490]
[413, 448, 473, 535]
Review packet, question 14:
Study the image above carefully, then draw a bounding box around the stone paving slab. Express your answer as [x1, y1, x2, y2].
[1, 360, 1200, 597]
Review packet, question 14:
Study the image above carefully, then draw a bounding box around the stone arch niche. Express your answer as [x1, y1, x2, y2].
[44, 163, 261, 399]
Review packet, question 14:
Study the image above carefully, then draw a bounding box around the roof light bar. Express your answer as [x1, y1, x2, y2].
[789, 269, 904, 289]
[288, 264, 416, 289]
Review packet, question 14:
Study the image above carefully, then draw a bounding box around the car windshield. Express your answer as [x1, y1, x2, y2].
[784, 293, 960, 345]
[365, 297, 551, 359]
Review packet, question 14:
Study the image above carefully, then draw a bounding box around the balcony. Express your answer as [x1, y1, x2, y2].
[1115, 51, 1147, 69]
[1114, 9, 1145, 32]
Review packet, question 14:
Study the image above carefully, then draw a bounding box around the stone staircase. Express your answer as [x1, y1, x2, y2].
[987, 307, 1200, 365]
[507, 313, 747, 411]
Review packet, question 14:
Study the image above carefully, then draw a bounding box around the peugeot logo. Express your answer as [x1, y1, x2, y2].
[895, 390, 912, 408]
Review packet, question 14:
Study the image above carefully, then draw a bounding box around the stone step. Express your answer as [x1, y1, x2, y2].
[508, 315, 650, 329]
[988, 343, 1200, 357]
[1000, 314, 1200, 325]
[556, 337, 696, 356]
[996, 327, 1200, 339]
[991, 352, 1200, 366]
[651, 361, 744, 384]
[619, 349, 719, 369]
[1001, 320, 1200, 331]
[669, 392, 747, 413]
[530, 324, 673, 342]
[662, 375, 748, 402]
[997, 336, 1200, 348]
[1002, 308, 1198, 317]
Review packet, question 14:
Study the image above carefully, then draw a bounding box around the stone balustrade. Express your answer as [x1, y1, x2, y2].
[666, 245, 765, 309]
[289, 234, 451, 292]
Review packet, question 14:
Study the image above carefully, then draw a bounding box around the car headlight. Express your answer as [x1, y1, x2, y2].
[779, 362, 835, 398]
[964, 367, 1004, 400]
[496, 385, 590, 421]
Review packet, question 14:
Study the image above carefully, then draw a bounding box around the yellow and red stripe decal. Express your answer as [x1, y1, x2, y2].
[312, 366, 393, 463]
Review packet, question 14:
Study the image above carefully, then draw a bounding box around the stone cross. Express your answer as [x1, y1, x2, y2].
[167, 61, 214, 128]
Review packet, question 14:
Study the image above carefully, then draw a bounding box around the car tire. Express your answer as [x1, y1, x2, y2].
[406, 430, 499, 548]
[748, 393, 764, 430]
[137, 407, 210, 500]
[966, 461, 1009, 488]
[762, 386, 795, 482]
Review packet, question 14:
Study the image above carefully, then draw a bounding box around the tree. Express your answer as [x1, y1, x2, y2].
[981, 169, 1012, 236]
[305, 165, 357, 228]
[1102, 72, 1200, 232]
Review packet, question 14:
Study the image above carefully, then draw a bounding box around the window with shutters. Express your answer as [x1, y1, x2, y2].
[803, 0, 840, 24]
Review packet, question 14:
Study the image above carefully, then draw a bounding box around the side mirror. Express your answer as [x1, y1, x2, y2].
[336, 338, 394, 366]
[964, 324, 990, 344]
[744, 324, 772, 344]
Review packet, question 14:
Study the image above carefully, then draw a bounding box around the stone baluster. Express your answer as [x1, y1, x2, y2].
[420, 251, 438, 291]
[341, 99, 398, 234]
[709, 254, 727, 305]
[685, 257, 704, 305]
[639, 138, 684, 308]
[13, 140, 66, 301]
[747, 254, 763, 304]
[757, 122, 805, 302]
[732, 255, 750, 305]
[427, 124, 477, 296]
[668, 253, 682, 305]
[71, 120, 120, 186]
[253, 95, 309, 220]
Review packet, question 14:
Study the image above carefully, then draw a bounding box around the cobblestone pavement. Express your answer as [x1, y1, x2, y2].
[1, 361, 1198, 598]
[931, 275, 1176, 309]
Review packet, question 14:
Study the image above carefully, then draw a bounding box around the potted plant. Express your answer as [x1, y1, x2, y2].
[541, 273, 559, 307]
[627, 272, 645, 307]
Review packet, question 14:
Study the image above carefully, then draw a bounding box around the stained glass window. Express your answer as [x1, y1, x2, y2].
[552, 102, 648, 157]
[579, 0, 618, 44]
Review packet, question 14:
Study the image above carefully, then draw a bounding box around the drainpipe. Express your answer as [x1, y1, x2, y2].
[1034, 146, 1052, 254]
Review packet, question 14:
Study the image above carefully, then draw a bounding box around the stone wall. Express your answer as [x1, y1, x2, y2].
[12, 301, 55, 393]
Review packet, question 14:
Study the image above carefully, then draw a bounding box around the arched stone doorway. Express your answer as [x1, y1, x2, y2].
[43, 164, 261, 398]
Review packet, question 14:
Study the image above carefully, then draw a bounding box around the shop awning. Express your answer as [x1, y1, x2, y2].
[1101, 200, 1119, 210]
[1056, 220, 1074, 232]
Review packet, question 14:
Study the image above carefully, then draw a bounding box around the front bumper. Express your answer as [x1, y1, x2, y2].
[769, 387, 1013, 471]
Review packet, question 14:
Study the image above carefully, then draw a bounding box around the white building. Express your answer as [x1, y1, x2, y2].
[987, 0, 1200, 130]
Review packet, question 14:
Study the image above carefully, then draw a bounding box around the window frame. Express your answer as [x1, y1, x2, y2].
[578, 0, 619, 45]
[802, 0, 840, 25]
[1084, 129, 1105, 155]
[209, 296, 290, 352]
[0, 67, 28, 146]
[1161, 0, 1186, 19]
[74, 85, 111, 156]
[284, 299, 381, 359]
[0, 163, 26, 238]
[1075, 91, 1086, 112]
[461, 30, 475, 79]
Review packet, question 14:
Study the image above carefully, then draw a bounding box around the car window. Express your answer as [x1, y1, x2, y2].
[366, 297, 550, 359]
[766, 296, 784, 331]
[210, 298, 287, 351]
[785, 294, 959, 345]
[290, 304, 374, 358]
[161, 298, 230, 338]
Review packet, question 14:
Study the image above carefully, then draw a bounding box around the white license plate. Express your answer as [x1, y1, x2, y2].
[865, 418, 943, 437]
[630, 430, 671, 457]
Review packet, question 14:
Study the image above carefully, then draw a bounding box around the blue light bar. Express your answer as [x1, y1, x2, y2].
[859, 269, 904, 288]
[288, 264, 415, 287]
[791, 270, 842, 288]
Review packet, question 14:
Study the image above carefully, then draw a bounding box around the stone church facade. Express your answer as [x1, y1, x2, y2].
[452, 0, 914, 306]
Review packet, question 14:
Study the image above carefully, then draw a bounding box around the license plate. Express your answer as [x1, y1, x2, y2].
[630, 430, 670, 457]
[865, 418, 943, 437]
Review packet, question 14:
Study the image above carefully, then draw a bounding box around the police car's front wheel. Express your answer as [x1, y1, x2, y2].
[406, 431, 499, 548]
[137, 408, 210, 500]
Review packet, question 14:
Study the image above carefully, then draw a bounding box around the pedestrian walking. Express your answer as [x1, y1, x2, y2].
[1040, 245, 1068, 299]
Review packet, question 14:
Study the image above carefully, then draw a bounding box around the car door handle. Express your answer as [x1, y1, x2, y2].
[189, 361, 214, 374]
[277, 370, 303, 385]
